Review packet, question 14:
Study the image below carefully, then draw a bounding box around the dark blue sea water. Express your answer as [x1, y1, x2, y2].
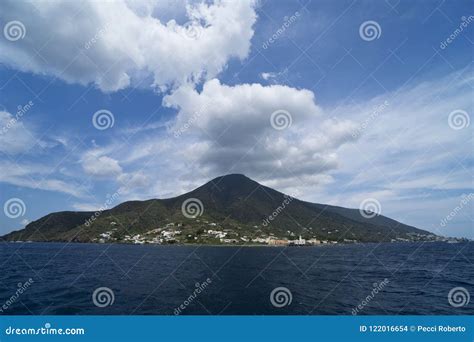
[0, 242, 472, 315]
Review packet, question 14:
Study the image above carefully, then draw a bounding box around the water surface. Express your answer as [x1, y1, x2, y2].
[0, 242, 472, 315]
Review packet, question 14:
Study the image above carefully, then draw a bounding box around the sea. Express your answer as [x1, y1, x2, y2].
[0, 241, 472, 315]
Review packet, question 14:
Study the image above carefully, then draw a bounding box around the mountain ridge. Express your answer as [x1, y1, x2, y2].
[1, 174, 438, 244]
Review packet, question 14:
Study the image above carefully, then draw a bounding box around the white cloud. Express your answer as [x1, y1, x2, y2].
[0, 160, 88, 198]
[117, 171, 152, 194]
[331, 69, 473, 195]
[0, 0, 257, 92]
[260, 72, 276, 81]
[308, 69, 473, 237]
[0, 108, 90, 198]
[0, 111, 37, 154]
[163, 79, 358, 188]
[81, 150, 123, 178]
[260, 69, 289, 84]
[72, 203, 101, 212]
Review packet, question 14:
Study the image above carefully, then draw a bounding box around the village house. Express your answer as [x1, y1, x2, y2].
[268, 239, 288, 246]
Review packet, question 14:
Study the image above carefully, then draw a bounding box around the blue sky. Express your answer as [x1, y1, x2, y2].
[0, 0, 472, 238]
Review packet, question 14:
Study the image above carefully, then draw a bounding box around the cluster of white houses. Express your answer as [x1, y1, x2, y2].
[266, 236, 343, 246]
[93, 221, 356, 245]
[86, 218, 467, 245]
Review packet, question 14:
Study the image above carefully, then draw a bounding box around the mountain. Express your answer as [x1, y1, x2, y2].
[1, 174, 436, 244]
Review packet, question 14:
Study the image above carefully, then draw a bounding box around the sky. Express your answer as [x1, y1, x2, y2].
[0, 0, 472, 239]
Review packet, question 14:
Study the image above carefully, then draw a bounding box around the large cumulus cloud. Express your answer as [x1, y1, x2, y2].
[0, 0, 257, 91]
[163, 79, 358, 192]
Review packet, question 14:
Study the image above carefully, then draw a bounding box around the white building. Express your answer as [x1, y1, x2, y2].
[289, 236, 306, 246]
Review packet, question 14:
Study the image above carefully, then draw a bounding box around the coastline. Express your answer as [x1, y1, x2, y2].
[1, 240, 467, 247]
